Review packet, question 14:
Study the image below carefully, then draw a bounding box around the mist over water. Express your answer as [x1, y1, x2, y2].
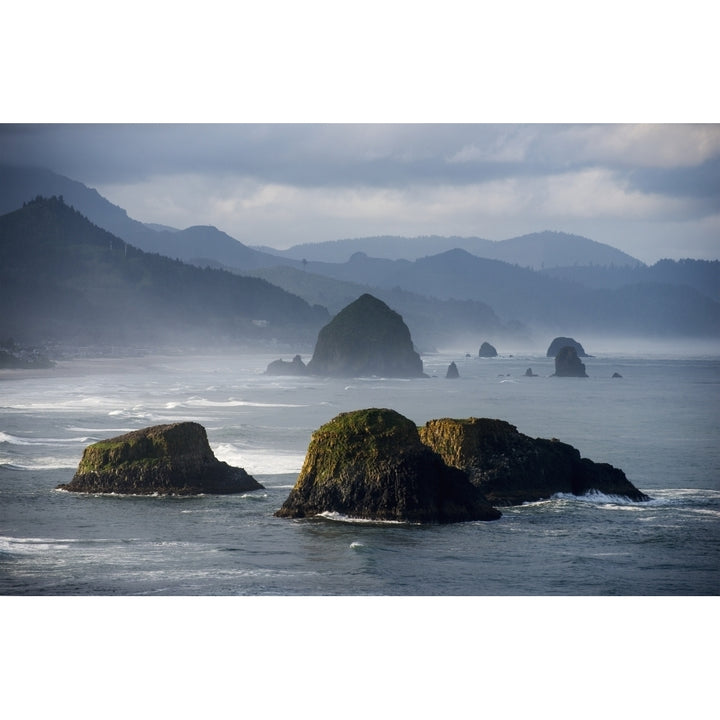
[1, 348, 718, 595]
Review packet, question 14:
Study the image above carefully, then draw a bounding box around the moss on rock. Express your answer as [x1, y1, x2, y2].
[275, 408, 500, 523]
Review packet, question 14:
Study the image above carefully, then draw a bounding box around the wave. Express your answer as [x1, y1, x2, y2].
[553, 490, 651, 506]
[3, 459, 77, 470]
[165, 397, 309, 409]
[52, 488, 206, 498]
[0, 535, 123, 556]
[316, 511, 413, 525]
[0, 431, 96, 446]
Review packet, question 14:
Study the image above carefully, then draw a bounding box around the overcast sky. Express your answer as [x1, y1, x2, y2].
[2, 123, 718, 264]
[3, 4, 718, 265]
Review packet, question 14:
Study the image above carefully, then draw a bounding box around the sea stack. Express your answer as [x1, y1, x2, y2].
[446, 361, 460, 379]
[553, 346, 588, 377]
[265, 354, 308, 376]
[58, 422, 263, 495]
[306, 294, 426, 378]
[275, 408, 501, 523]
[547, 337, 587, 357]
[478, 342, 498, 357]
[419, 417, 649, 505]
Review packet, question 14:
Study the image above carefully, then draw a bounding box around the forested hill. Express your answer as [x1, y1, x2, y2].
[0, 197, 329, 350]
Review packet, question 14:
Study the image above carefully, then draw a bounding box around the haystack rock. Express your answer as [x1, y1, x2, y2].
[306, 294, 426, 378]
[58, 422, 263, 495]
[419, 417, 650, 505]
[274, 408, 501, 523]
[553, 346, 588, 377]
[546, 337, 588, 357]
[478, 342, 498, 357]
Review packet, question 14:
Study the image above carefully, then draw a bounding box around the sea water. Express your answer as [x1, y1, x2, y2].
[1, 349, 719, 596]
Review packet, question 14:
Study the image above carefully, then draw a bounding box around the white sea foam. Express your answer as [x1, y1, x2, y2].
[552, 491, 649, 506]
[8, 458, 78, 470]
[0, 432, 95, 446]
[212, 442, 304, 475]
[0, 432, 31, 445]
[316, 511, 409, 525]
[167, 397, 308, 409]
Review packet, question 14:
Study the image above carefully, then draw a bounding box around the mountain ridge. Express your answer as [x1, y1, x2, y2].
[253, 230, 645, 269]
[0, 196, 328, 351]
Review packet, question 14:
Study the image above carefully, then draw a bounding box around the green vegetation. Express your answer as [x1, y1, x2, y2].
[0, 197, 329, 349]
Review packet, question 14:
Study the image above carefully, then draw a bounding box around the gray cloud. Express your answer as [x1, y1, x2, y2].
[1, 124, 718, 263]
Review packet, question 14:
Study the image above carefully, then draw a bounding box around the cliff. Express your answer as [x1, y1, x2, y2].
[58, 422, 263, 495]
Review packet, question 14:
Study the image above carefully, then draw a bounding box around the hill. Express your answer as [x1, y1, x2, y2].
[541, 259, 720, 303]
[256, 230, 644, 268]
[0, 165, 299, 272]
[0, 197, 328, 351]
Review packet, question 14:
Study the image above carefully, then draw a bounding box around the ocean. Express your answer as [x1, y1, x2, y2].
[2, 346, 718, 597]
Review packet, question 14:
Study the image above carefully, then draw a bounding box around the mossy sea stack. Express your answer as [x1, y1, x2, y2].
[275, 408, 501, 523]
[305, 294, 425, 378]
[58, 422, 263, 495]
[419, 417, 649, 505]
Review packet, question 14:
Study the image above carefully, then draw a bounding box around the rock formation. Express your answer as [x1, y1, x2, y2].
[553, 346, 588, 377]
[612, 372, 623, 378]
[275, 408, 501, 523]
[265, 354, 308, 376]
[524, 367, 538, 377]
[546, 337, 587, 357]
[419, 417, 649, 505]
[306, 294, 425, 378]
[58, 422, 263, 495]
[478, 341, 498, 357]
[446, 361, 460, 379]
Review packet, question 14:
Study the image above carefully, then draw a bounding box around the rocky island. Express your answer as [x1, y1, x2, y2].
[305, 294, 426, 378]
[553, 345, 588, 377]
[265, 354, 308, 376]
[58, 422, 263, 495]
[419, 417, 649, 505]
[274, 408, 501, 523]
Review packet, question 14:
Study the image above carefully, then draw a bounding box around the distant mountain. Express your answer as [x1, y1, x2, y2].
[0, 165, 298, 272]
[256, 231, 644, 269]
[297, 248, 720, 338]
[248, 264, 509, 351]
[0, 197, 328, 350]
[542, 259, 720, 303]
